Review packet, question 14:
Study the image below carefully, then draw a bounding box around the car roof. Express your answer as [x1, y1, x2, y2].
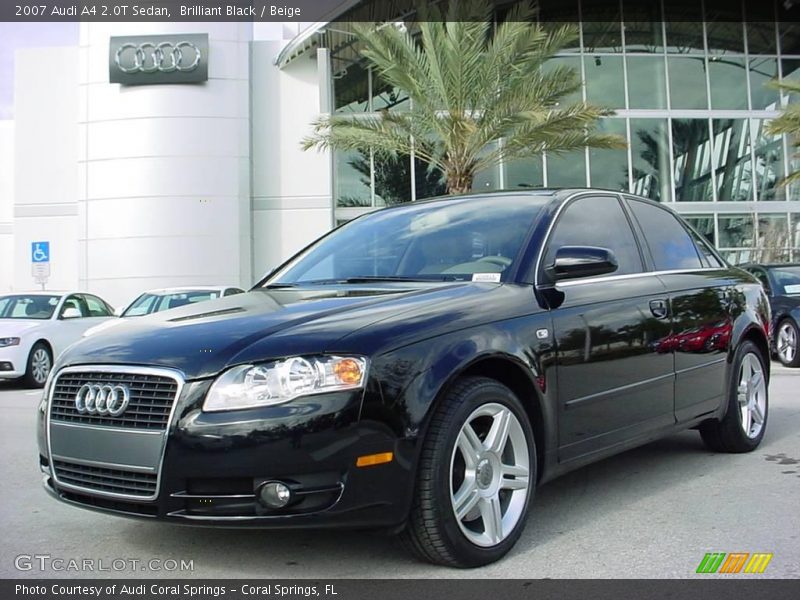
[384, 188, 660, 211]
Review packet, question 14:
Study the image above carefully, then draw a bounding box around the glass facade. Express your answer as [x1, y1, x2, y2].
[328, 0, 800, 262]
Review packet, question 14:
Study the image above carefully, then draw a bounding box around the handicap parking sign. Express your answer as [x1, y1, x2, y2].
[31, 241, 50, 263]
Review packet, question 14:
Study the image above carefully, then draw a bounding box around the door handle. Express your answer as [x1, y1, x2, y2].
[650, 299, 668, 319]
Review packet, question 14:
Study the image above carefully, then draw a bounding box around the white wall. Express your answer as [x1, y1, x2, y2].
[250, 42, 332, 281]
[13, 47, 80, 293]
[0, 121, 13, 292]
[77, 23, 253, 307]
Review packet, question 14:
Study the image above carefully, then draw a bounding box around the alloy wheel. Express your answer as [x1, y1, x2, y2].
[31, 348, 51, 385]
[737, 352, 767, 439]
[776, 322, 797, 365]
[449, 402, 530, 547]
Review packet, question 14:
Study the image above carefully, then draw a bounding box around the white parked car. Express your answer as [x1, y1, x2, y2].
[83, 286, 245, 337]
[0, 291, 115, 387]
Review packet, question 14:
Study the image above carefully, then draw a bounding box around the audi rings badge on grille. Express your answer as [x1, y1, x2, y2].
[75, 384, 131, 417]
[115, 41, 201, 74]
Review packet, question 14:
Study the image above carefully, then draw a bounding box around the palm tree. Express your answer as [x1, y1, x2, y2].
[302, 0, 626, 194]
[766, 79, 800, 187]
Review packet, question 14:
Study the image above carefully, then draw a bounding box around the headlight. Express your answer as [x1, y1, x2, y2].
[203, 355, 369, 412]
[0, 337, 20, 347]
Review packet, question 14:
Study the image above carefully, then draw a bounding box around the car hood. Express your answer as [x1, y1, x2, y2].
[57, 283, 512, 380]
[0, 319, 47, 337]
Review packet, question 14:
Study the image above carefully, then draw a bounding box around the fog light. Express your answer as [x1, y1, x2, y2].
[258, 481, 292, 508]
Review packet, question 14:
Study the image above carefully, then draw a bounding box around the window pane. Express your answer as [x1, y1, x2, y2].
[543, 56, 582, 106]
[415, 160, 447, 201]
[589, 119, 629, 191]
[664, 5, 704, 54]
[683, 215, 716, 246]
[751, 118, 786, 201]
[544, 196, 643, 275]
[756, 214, 791, 263]
[747, 22, 777, 55]
[704, 4, 744, 54]
[374, 153, 412, 207]
[504, 157, 544, 190]
[668, 57, 708, 109]
[371, 70, 409, 112]
[584, 55, 625, 108]
[622, 0, 664, 52]
[672, 119, 713, 202]
[718, 214, 755, 249]
[539, 0, 581, 53]
[335, 150, 371, 207]
[628, 199, 702, 270]
[473, 142, 501, 193]
[626, 56, 667, 109]
[582, 22, 623, 53]
[708, 57, 748, 109]
[792, 215, 800, 261]
[334, 62, 369, 113]
[749, 57, 780, 110]
[778, 20, 800, 56]
[546, 150, 587, 187]
[711, 119, 754, 202]
[630, 118, 671, 201]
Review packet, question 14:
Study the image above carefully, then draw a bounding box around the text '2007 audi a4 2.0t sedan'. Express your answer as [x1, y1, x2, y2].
[37, 190, 771, 567]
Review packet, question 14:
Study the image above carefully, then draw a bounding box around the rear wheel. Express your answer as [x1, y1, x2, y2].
[775, 319, 800, 368]
[401, 377, 536, 567]
[699, 340, 768, 453]
[23, 342, 52, 388]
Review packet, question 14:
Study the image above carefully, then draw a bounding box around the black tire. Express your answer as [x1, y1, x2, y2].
[23, 342, 52, 389]
[699, 340, 768, 453]
[400, 376, 536, 568]
[774, 318, 800, 368]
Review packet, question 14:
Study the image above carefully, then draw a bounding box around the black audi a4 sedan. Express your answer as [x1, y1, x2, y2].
[739, 263, 800, 367]
[38, 190, 770, 567]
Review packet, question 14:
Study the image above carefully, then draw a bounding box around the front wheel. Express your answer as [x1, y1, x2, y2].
[401, 377, 536, 567]
[24, 342, 52, 388]
[775, 319, 800, 367]
[699, 340, 768, 453]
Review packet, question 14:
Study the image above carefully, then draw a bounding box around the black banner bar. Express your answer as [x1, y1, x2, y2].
[4, 580, 800, 600]
[1, 0, 798, 23]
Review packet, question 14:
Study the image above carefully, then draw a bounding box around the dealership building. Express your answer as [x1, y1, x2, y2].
[1, 0, 799, 306]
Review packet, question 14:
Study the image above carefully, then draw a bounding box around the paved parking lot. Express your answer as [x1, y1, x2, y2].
[1, 365, 798, 579]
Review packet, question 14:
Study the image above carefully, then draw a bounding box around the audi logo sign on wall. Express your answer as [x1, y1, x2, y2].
[109, 33, 208, 85]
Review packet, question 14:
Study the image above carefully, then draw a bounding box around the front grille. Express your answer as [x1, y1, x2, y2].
[50, 371, 178, 430]
[53, 459, 157, 498]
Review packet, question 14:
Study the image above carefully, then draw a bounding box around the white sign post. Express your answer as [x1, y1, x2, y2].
[31, 241, 50, 290]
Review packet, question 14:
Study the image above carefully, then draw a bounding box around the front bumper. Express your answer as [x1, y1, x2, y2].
[0, 345, 26, 379]
[39, 371, 414, 529]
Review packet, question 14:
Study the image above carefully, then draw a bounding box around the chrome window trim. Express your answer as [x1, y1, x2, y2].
[46, 364, 185, 502]
[555, 267, 728, 288]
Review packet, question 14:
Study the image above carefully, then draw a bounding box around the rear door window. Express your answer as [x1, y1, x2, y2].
[626, 199, 703, 271]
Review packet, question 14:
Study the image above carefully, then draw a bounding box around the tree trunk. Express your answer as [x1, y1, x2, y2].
[446, 171, 474, 195]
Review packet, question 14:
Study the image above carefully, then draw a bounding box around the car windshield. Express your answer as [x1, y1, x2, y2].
[0, 294, 60, 320]
[770, 266, 800, 296]
[265, 195, 549, 286]
[122, 291, 220, 316]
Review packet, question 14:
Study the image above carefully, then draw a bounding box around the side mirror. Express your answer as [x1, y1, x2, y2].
[545, 246, 619, 282]
[61, 306, 82, 319]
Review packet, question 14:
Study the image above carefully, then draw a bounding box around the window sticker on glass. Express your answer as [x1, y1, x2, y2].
[472, 273, 502, 283]
[785, 284, 800, 295]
